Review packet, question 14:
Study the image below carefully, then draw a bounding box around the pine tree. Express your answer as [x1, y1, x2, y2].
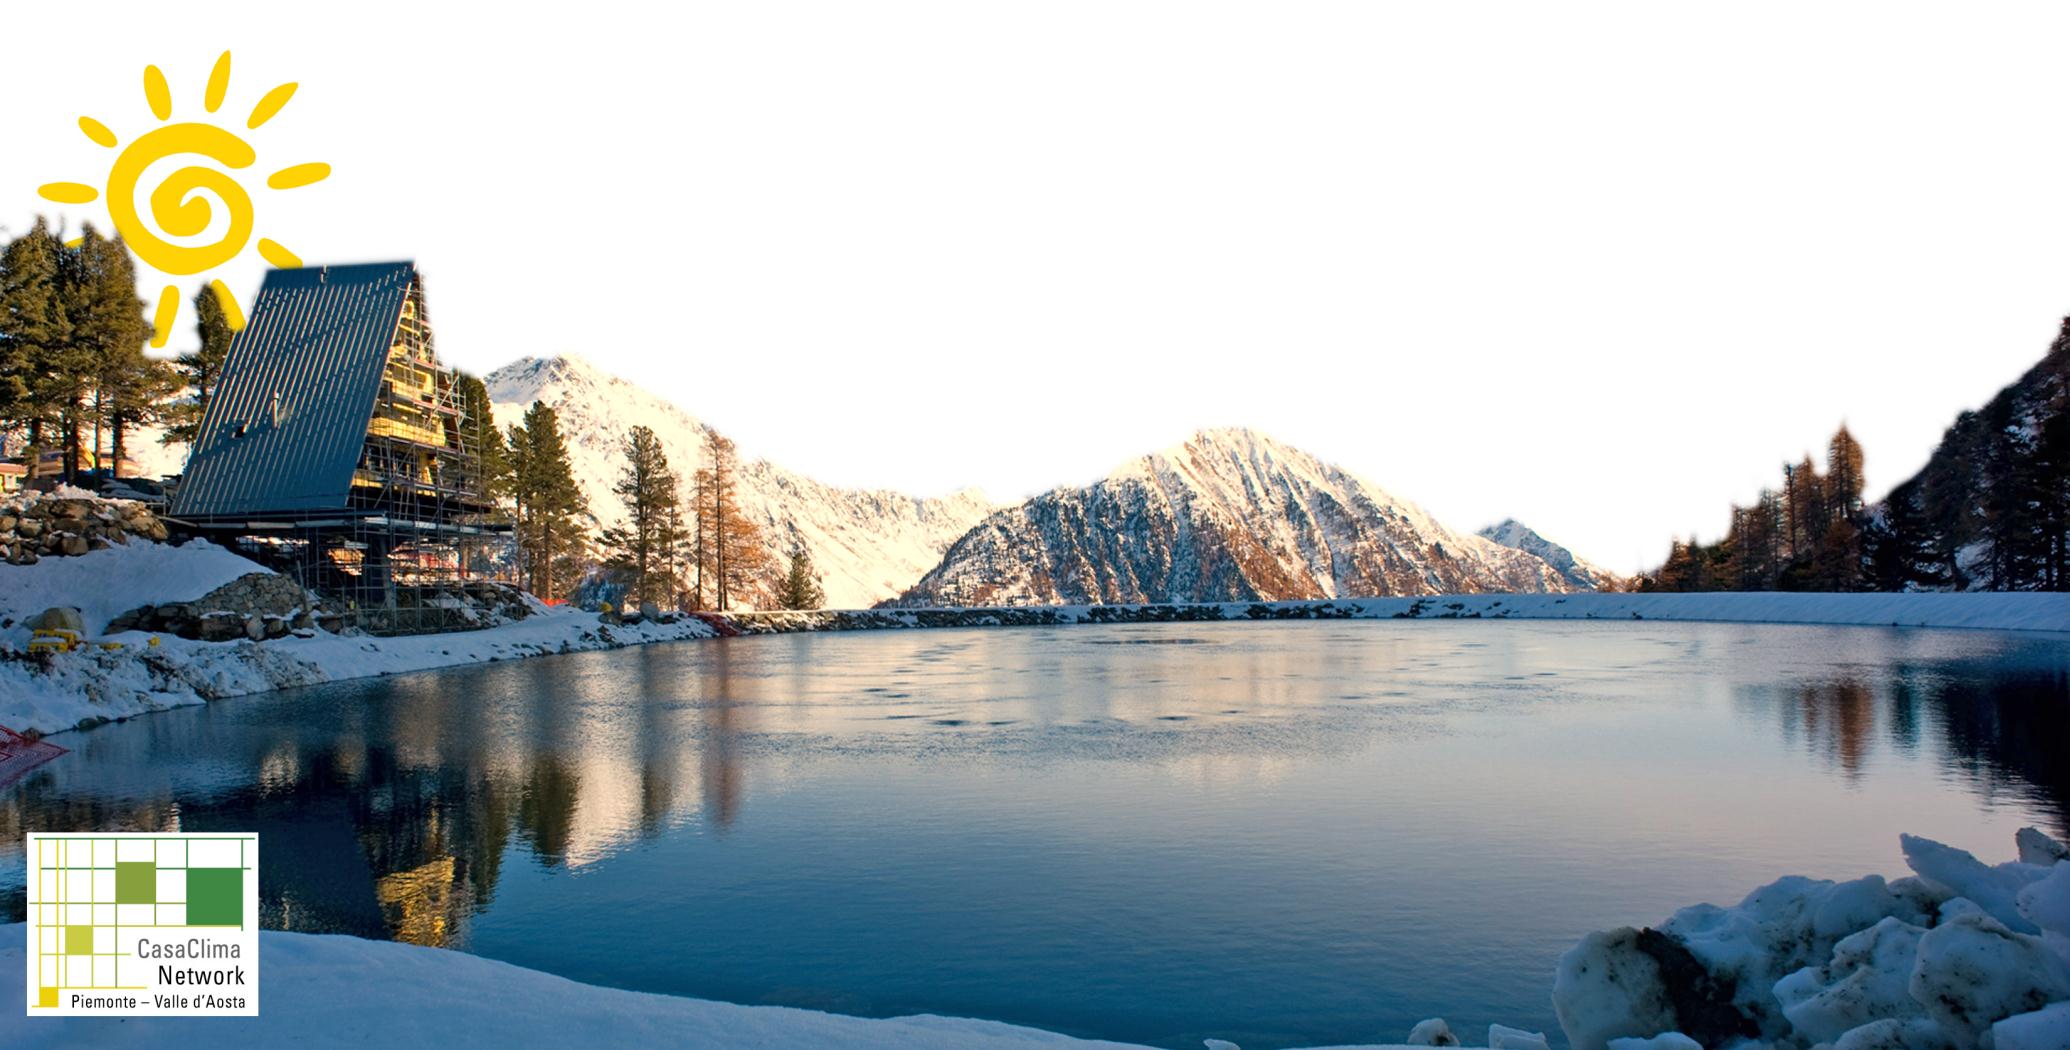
[776, 542, 825, 609]
[506, 401, 587, 600]
[86, 236, 176, 476]
[602, 424, 680, 608]
[0, 220, 69, 462]
[455, 373, 508, 506]
[165, 285, 235, 446]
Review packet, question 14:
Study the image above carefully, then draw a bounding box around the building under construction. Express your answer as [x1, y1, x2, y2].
[168, 262, 510, 633]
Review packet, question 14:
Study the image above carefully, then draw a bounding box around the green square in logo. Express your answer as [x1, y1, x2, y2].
[114, 861, 156, 904]
[186, 867, 242, 926]
[64, 925, 94, 955]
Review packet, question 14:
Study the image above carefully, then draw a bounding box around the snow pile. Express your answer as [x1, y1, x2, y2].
[1554, 829, 2070, 1050]
[0, 539, 270, 642]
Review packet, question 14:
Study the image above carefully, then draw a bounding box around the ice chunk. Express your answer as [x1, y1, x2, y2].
[2016, 828, 2070, 867]
[1992, 1002, 2070, 1050]
[1554, 927, 1680, 1050]
[1489, 1023, 1551, 1050]
[1773, 917, 1929, 1043]
[1908, 908, 2070, 1047]
[1203, 1041, 1240, 1050]
[1408, 1018, 1461, 1046]
[1901, 834, 2048, 934]
[1607, 1034, 1704, 1050]
[1663, 876, 1843, 1037]
[1831, 1017, 1960, 1050]
[2016, 861, 2070, 970]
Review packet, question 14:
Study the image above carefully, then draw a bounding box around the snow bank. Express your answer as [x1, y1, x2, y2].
[1555, 829, 2070, 1050]
[0, 607, 716, 736]
[0, 924, 1514, 1050]
[0, 540, 266, 640]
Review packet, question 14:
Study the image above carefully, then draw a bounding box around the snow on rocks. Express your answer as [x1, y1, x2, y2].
[1908, 907, 2068, 1045]
[1555, 829, 2070, 1050]
[1996, 1003, 2070, 1050]
[1773, 917, 1929, 1042]
[1488, 1023, 1552, 1050]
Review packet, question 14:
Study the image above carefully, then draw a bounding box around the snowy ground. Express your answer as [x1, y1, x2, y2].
[0, 542, 715, 735]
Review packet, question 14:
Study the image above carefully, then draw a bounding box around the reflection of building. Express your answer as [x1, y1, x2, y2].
[167, 263, 506, 632]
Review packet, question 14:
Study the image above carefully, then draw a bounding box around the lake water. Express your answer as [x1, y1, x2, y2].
[4, 620, 2067, 1048]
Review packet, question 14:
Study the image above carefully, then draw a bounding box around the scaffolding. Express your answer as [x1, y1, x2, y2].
[175, 270, 514, 635]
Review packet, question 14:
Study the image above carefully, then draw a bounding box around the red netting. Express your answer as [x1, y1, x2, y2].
[0, 725, 66, 788]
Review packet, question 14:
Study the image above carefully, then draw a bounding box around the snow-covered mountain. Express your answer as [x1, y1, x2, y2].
[890, 427, 1579, 607]
[1476, 518, 1618, 592]
[485, 355, 991, 609]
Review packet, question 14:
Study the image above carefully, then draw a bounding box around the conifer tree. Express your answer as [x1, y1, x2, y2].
[165, 285, 235, 446]
[0, 220, 68, 460]
[776, 542, 825, 609]
[455, 373, 509, 506]
[602, 425, 680, 608]
[506, 401, 587, 600]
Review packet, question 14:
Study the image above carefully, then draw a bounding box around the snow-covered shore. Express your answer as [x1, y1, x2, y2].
[4, 830, 2065, 1049]
[4, 540, 2066, 739]
[0, 539, 716, 735]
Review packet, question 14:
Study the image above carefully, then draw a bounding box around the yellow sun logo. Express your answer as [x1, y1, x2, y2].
[37, 51, 329, 349]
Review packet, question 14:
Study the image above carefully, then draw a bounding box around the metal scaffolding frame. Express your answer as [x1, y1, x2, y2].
[173, 271, 513, 635]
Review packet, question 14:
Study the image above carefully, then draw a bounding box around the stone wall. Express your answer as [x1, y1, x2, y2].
[0, 493, 168, 565]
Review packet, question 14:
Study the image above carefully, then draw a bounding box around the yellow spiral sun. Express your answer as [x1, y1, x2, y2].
[37, 51, 329, 348]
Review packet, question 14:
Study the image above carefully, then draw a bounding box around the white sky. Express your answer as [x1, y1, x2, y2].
[8, 3, 2070, 574]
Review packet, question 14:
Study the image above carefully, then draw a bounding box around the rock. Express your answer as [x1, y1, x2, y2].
[195, 573, 312, 620]
[1607, 1035, 1705, 1050]
[0, 514, 14, 533]
[1992, 1003, 2070, 1050]
[26, 607, 85, 633]
[1907, 907, 2070, 1046]
[1773, 917, 1929, 1042]
[58, 533, 88, 556]
[1489, 1024, 1551, 1050]
[1555, 928, 1681, 1050]
[1832, 1018, 1961, 1050]
[16, 517, 42, 537]
[1204, 1041, 1241, 1050]
[197, 614, 247, 642]
[639, 601, 660, 622]
[243, 616, 266, 641]
[1409, 1018, 1461, 1046]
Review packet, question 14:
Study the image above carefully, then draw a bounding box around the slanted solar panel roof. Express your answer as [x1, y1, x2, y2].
[170, 262, 415, 519]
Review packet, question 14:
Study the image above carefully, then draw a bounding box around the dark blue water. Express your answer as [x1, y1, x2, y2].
[4, 621, 2066, 1048]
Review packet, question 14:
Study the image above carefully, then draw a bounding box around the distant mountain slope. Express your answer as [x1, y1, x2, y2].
[485, 355, 990, 609]
[890, 427, 1574, 607]
[1477, 519, 1617, 591]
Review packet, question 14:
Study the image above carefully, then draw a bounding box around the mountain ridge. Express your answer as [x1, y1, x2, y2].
[889, 426, 1590, 607]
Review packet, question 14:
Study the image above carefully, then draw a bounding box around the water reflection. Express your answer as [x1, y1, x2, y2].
[1743, 656, 2069, 837]
[0, 623, 2064, 1049]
